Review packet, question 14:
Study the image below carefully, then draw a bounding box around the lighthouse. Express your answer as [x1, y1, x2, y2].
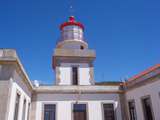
[52, 16, 96, 85]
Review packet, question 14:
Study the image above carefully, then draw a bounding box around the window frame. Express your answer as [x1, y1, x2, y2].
[101, 102, 116, 120]
[22, 98, 27, 120]
[141, 95, 155, 120]
[71, 66, 79, 85]
[42, 103, 57, 120]
[14, 92, 21, 120]
[128, 99, 137, 120]
[72, 102, 89, 120]
[27, 102, 30, 120]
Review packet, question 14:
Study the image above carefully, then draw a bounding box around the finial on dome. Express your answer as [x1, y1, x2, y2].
[69, 16, 75, 22]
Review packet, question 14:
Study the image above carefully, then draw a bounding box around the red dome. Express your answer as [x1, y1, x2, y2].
[60, 16, 84, 30]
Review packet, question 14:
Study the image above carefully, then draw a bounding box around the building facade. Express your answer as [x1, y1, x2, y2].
[0, 16, 160, 120]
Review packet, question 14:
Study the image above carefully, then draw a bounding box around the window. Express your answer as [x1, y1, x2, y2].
[80, 46, 84, 50]
[72, 67, 78, 85]
[22, 99, 26, 120]
[128, 100, 137, 120]
[103, 103, 115, 120]
[141, 96, 154, 120]
[73, 104, 87, 120]
[14, 93, 20, 120]
[44, 104, 56, 120]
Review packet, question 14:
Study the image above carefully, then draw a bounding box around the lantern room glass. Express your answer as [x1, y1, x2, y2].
[61, 25, 84, 41]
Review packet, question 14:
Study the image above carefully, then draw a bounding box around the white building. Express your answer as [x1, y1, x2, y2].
[0, 16, 160, 120]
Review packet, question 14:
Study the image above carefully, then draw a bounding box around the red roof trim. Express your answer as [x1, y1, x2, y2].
[60, 16, 84, 30]
[128, 64, 160, 81]
[60, 22, 84, 30]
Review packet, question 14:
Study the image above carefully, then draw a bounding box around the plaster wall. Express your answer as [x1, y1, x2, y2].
[13, 71, 32, 97]
[7, 71, 31, 120]
[0, 80, 11, 120]
[0, 64, 15, 120]
[58, 67, 71, 85]
[60, 42, 85, 49]
[126, 79, 160, 120]
[35, 93, 122, 120]
[79, 67, 90, 85]
[57, 63, 92, 85]
[57, 39, 88, 49]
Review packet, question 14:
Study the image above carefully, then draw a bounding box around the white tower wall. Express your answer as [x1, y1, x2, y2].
[56, 63, 94, 85]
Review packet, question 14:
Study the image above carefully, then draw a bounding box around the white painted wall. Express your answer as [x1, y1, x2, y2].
[7, 81, 31, 120]
[57, 63, 93, 85]
[58, 67, 71, 85]
[126, 79, 160, 120]
[35, 93, 122, 120]
[79, 67, 90, 85]
[7, 71, 31, 120]
[57, 101, 72, 120]
[60, 41, 87, 49]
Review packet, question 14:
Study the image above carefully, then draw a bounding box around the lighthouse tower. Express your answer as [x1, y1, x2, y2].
[52, 16, 96, 85]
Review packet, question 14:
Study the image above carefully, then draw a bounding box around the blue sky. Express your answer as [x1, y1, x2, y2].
[0, 0, 160, 84]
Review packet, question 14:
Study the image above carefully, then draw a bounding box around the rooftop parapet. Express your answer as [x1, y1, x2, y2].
[125, 64, 160, 90]
[0, 49, 33, 89]
[0, 49, 17, 59]
[34, 85, 123, 94]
